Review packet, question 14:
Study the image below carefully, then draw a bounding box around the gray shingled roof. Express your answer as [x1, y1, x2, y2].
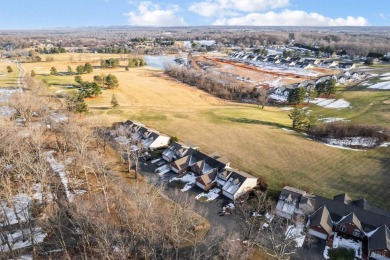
[309, 206, 333, 235]
[333, 193, 352, 204]
[369, 225, 390, 251]
[312, 196, 390, 230]
[337, 212, 363, 232]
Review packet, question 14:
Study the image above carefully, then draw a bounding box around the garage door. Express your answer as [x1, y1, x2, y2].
[308, 229, 327, 240]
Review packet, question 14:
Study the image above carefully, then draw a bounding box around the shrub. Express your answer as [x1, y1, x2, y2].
[327, 247, 355, 260]
[309, 122, 390, 143]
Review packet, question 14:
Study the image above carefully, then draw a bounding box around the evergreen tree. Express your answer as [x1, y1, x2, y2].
[328, 78, 337, 95]
[50, 66, 58, 75]
[288, 107, 307, 129]
[6, 66, 13, 73]
[74, 75, 82, 84]
[288, 87, 306, 105]
[30, 70, 36, 77]
[76, 65, 85, 74]
[111, 94, 119, 109]
[93, 75, 105, 87]
[104, 74, 119, 89]
[67, 66, 73, 75]
[84, 62, 93, 73]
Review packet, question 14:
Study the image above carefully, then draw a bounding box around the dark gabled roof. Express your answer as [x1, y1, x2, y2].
[280, 186, 307, 203]
[337, 212, 364, 232]
[138, 126, 148, 134]
[309, 206, 333, 235]
[226, 168, 256, 183]
[147, 132, 160, 140]
[218, 168, 231, 179]
[312, 196, 390, 230]
[300, 196, 315, 209]
[196, 169, 218, 186]
[351, 199, 390, 218]
[333, 193, 352, 204]
[124, 120, 134, 126]
[169, 141, 184, 150]
[369, 225, 390, 251]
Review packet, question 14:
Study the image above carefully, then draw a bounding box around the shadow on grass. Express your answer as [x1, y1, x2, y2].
[227, 117, 286, 129]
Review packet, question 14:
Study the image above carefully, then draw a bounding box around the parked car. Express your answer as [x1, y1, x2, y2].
[156, 160, 166, 167]
[141, 156, 152, 162]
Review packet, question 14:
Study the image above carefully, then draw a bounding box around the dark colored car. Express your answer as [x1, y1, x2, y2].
[141, 156, 152, 162]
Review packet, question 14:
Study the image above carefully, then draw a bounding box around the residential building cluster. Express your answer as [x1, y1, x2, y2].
[277, 186, 390, 260]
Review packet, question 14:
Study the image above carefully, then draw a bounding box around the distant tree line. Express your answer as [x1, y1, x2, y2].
[165, 64, 261, 101]
[37, 46, 66, 54]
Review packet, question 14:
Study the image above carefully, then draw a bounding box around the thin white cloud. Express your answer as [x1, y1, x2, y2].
[125, 1, 186, 26]
[189, 0, 289, 17]
[380, 13, 387, 19]
[213, 10, 368, 26]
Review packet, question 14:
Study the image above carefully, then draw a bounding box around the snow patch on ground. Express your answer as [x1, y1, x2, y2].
[367, 81, 390, 90]
[381, 77, 390, 81]
[51, 113, 68, 123]
[319, 117, 349, 123]
[324, 137, 377, 148]
[0, 105, 17, 117]
[195, 187, 220, 202]
[0, 88, 22, 102]
[151, 158, 161, 164]
[285, 224, 306, 248]
[380, 142, 390, 147]
[282, 128, 295, 133]
[222, 203, 235, 214]
[45, 151, 74, 202]
[310, 98, 351, 109]
[280, 107, 293, 111]
[332, 233, 362, 258]
[324, 144, 365, 151]
[323, 245, 330, 259]
[169, 173, 197, 192]
[269, 94, 287, 102]
[156, 164, 171, 176]
[0, 194, 31, 227]
[0, 228, 47, 252]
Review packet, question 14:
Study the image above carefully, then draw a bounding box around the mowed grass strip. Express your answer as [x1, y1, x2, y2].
[24, 54, 390, 210]
[0, 60, 19, 88]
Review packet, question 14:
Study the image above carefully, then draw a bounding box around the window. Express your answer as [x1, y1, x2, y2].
[338, 225, 346, 232]
[353, 229, 361, 237]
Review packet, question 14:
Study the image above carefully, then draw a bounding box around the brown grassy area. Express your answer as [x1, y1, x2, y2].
[21, 53, 390, 210]
[0, 60, 19, 88]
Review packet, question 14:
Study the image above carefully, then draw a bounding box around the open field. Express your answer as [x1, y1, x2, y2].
[0, 60, 19, 88]
[19, 54, 390, 209]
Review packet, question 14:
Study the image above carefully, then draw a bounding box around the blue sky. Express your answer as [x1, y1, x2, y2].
[0, 0, 389, 29]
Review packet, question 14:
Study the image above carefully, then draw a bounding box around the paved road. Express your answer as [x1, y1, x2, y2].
[138, 160, 240, 234]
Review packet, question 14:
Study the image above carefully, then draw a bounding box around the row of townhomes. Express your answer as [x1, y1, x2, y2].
[112, 120, 171, 150]
[112, 120, 259, 201]
[276, 186, 390, 260]
[162, 142, 258, 200]
[228, 52, 356, 70]
[271, 70, 367, 100]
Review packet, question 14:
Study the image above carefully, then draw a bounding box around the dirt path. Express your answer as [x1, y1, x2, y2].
[16, 61, 25, 88]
